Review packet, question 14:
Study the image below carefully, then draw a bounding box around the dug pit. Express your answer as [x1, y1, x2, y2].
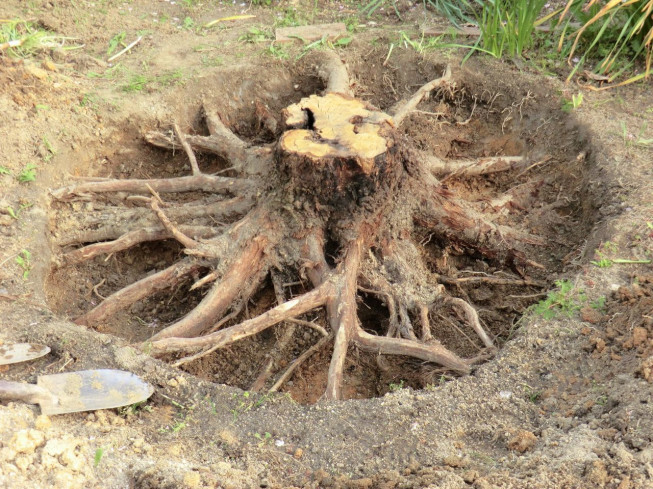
[46, 50, 598, 403]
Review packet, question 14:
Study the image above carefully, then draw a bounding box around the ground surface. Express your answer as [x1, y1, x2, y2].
[0, 0, 652, 488]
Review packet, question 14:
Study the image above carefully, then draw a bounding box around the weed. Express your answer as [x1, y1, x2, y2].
[107, 31, 126, 56]
[530, 279, 585, 319]
[423, 0, 476, 27]
[591, 257, 651, 267]
[119, 401, 153, 417]
[15, 249, 32, 279]
[238, 27, 272, 43]
[0, 19, 78, 58]
[274, 7, 302, 27]
[590, 296, 606, 312]
[6, 203, 33, 220]
[522, 384, 542, 403]
[17, 163, 37, 183]
[558, 0, 653, 83]
[361, 0, 403, 20]
[182, 17, 195, 30]
[562, 92, 584, 112]
[42, 136, 56, 161]
[253, 432, 272, 447]
[230, 391, 272, 420]
[264, 43, 289, 60]
[388, 380, 405, 392]
[94, 447, 104, 467]
[474, 0, 548, 59]
[0, 166, 10, 175]
[620, 121, 653, 147]
[35, 104, 49, 112]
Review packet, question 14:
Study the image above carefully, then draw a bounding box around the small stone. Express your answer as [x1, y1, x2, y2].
[293, 447, 303, 459]
[581, 306, 602, 324]
[586, 460, 609, 487]
[640, 356, 653, 382]
[632, 327, 647, 347]
[167, 378, 179, 388]
[443, 454, 468, 468]
[12, 429, 45, 454]
[24, 64, 49, 80]
[15, 454, 32, 471]
[507, 430, 537, 453]
[182, 471, 201, 488]
[42, 59, 57, 72]
[34, 415, 51, 431]
[462, 470, 479, 483]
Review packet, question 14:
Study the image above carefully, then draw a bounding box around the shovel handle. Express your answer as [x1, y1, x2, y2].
[0, 380, 58, 406]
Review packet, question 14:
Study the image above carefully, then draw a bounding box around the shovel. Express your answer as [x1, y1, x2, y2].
[0, 369, 154, 415]
[0, 343, 51, 365]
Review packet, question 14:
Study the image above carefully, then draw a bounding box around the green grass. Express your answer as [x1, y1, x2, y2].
[17, 163, 37, 183]
[474, 0, 548, 59]
[0, 19, 78, 58]
[558, 0, 653, 83]
[15, 249, 32, 279]
[530, 279, 585, 319]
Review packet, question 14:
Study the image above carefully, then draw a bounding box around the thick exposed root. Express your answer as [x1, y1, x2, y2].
[391, 65, 453, 126]
[149, 233, 272, 341]
[146, 280, 331, 355]
[415, 185, 545, 266]
[75, 258, 202, 326]
[52, 173, 256, 200]
[145, 113, 274, 176]
[61, 225, 215, 267]
[423, 154, 526, 179]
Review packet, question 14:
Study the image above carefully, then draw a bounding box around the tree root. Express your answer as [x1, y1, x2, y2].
[52, 173, 256, 200]
[75, 258, 202, 326]
[391, 65, 453, 126]
[51, 52, 559, 402]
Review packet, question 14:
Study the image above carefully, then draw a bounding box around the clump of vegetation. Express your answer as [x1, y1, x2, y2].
[0, 19, 78, 57]
[558, 0, 653, 83]
[531, 279, 586, 319]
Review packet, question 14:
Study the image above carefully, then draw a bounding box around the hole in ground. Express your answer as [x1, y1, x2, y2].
[46, 53, 600, 403]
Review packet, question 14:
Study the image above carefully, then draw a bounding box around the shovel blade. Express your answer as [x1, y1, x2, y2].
[0, 343, 50, 365]
[37, 369, 154, 415]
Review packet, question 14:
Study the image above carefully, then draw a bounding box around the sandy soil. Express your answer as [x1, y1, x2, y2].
[0, 1, 652, 488]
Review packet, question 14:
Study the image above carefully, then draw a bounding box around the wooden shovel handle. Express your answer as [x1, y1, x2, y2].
[0, 380, 58, 406]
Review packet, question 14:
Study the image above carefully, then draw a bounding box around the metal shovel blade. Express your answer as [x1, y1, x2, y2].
[0, 343, 50, 365]
[37, 369, 154, 415]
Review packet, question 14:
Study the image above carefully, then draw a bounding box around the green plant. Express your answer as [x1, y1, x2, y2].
[274, 7, 302, 27]
[0, 166, 10, 175]
[591, 257, 651, 267]
[253, 432, 272, 446]
[531, 279, 585, 319]
[119, 400, 153, 417]
[107, 31, 126, 56]
[42, 136, 56, 161]
[0, 19, 77, 58]
[523, 384, 542, 403]
[423, 0, 478, 27]
[6, 203, 32, 220]
[238, 27, 272, 43]
[562, 92, 584, 111]
[264, 43, 289, 59]
[388, 380, 405, 392]
[621, 121, 653, 147]
[474, 0, 548, 59]
[558, 0, 653, 84]
[93, 447, 104, 466]
[182, 17, 195, 30]
[361, 0, 403, 20]
[17, 163, 37, 183]
[230, 391, 272, 420]
[15, 249, 32, 279]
